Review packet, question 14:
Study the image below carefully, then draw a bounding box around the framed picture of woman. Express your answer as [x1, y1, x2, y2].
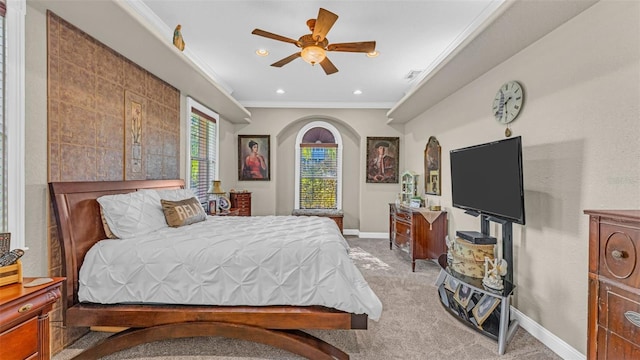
[238, 135, 270, 181]
[424, 136, 441, 195]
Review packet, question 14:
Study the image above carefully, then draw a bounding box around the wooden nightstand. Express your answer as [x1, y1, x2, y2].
[0, 277, 64, 360]
[229, 192, 251, 216]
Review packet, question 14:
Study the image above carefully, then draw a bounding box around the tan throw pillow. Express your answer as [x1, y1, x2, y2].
[161, 197, 207, 227]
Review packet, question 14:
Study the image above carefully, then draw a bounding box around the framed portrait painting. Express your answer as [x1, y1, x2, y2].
[425, 136, 441, 195]
[366, 137, 399, 183]
[238, 135, 270, 181]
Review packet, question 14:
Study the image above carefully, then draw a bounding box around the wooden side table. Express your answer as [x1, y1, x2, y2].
[229, 192, 251, 216]
[0, 277, 65, 360]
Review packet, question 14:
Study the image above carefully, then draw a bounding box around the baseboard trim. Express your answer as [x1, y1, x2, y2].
[510, 307, 585, 360]
[356, 231, 388, 239]
[343, 229, 359, 236]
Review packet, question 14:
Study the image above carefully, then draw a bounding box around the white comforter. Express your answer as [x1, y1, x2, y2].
[79, 216, 382, 321]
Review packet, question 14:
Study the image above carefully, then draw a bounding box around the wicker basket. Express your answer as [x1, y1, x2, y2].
[0, 260, 23, 287]
[449, 238, 494, 278]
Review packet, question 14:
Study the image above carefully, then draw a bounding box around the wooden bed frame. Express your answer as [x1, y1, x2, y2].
[49, 179, 367, 360]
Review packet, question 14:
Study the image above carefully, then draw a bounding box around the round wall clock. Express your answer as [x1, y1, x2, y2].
[493, 81, 524, 124]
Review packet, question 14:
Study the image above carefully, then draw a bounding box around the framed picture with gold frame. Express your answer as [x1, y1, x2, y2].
[472, 294, 501, 326]
[424, 136, 441, 195]
[453, 283, 473, 308]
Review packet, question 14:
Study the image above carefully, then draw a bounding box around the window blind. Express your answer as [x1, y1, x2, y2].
[189, 107, 216, 203]
[299, 144, 337, 209]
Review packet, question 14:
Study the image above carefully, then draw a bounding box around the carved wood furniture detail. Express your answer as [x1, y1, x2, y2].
[0, 278, 64, 360]
[584, 210, 640, 359]
[389, 204, 447, 271]
[229, 192, 252, 216]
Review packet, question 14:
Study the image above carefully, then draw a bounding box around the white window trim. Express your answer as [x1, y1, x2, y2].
[294, 121, 343, 210]
[184, 96, 219, 190]
[6, 0, 25, 249]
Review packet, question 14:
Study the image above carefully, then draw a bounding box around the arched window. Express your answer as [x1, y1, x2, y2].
[295, 121, 342, 210]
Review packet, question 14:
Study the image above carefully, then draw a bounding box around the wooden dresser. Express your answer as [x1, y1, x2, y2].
[230, 192, 251, 216]
[584, 210, 640, 359]
[0, 277, 64, 360]
[389, 204, 447, 272]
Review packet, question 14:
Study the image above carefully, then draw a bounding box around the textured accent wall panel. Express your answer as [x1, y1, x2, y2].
[46, 11, 181, 353]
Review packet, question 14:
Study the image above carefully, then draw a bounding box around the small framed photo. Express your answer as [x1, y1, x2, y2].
[472, 294, 501, 326]
[453, 284, 473, 308]
[0, 233, 10, 256]
[444, 275, 460, 292]
[208, 200, 217, 215]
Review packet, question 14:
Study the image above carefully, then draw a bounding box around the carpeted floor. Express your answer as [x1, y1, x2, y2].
[52, 237, 561, 360]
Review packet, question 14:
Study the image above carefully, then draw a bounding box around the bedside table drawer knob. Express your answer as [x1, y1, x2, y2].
[18, 303, 33, 313]
[625, 311, 640, 328]
[611, 250, 626, 259]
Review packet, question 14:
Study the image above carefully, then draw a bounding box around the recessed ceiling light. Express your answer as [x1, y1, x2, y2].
[366, 50, 379, 58]
[353, 89, 363, 95]
[276, 89, 285, 94]
[256, 49, 269, 56]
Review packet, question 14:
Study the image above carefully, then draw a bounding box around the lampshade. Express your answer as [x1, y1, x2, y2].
[300, 45, 326, 65]
[208, 180, 225, 194]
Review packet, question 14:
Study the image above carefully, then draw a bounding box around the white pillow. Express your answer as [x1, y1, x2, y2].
[154, 188, 207, 214]
[97, 190, 167, 239]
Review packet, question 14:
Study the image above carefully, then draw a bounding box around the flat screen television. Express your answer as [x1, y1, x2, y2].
[450, 136, 526, 225]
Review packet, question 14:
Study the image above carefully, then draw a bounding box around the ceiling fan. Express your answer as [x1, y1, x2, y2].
[251, 8, 376, 75]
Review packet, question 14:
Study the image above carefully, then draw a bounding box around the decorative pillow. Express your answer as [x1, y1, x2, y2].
[161, 197, 207, 227]
[97, 190, 168, 239]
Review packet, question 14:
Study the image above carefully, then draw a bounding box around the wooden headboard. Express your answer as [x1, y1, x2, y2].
[48, 179, 185, 311]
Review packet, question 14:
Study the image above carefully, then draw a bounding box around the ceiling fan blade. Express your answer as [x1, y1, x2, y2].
[327, 41, 376, 53]
[251, 29, 299, 46]
[319, 57, 339, 75]
[312, 8, 338, 42]
[271, 53, 301, 67]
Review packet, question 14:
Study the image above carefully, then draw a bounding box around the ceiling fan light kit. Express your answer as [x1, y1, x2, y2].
[251, 7, 376, 75]
[300, 44, 326, 65]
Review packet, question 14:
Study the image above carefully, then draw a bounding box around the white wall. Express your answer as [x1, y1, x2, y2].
[235, 107, 402, 231]
[402, 0, 639, 353]
[23, 4, 47, 276]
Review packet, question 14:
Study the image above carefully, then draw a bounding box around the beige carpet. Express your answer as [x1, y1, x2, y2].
[53, 237, 561, 360]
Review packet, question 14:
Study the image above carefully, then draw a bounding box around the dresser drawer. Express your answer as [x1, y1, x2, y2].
[0, 316, 38, 360]
[0, 288, 58, 328]
[395, 221, 411, 238]
[599, 223, 640, 288]
[394, 209, 412, 224]
[599, 283, 640, 346]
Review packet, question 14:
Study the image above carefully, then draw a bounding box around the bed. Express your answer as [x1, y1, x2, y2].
[49, 179, 382, 360]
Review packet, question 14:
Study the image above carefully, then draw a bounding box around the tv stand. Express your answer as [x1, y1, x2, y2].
[435, 214, 518, 354]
